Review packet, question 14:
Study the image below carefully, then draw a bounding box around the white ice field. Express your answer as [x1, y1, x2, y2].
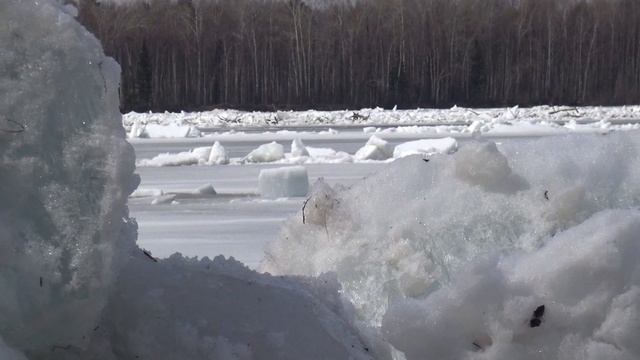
[4, 1, 640, 359]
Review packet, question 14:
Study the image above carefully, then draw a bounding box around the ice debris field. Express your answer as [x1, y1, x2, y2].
[3, 1, 640, 360]
[124, 105, 640, 140]
[136, 135, 458, 167]
[129, 107, 640, 168]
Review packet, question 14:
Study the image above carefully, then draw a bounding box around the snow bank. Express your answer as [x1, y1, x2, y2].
[82, 254, 389, 360]
[1, 2, 388, 359]
[354, 135, 394, 161]
[244, 142, 285, 163]
[383, 210, 640, 359]
[393, 137, 458, 158]
[263, 132, 640, 359]
[259, 166, 309, 198]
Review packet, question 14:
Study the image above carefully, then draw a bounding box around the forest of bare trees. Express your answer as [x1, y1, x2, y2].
[77, 0, 640, 112]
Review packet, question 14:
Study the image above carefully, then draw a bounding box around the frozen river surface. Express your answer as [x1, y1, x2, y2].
[131, 135, 392, 268]
[129, 131, 572, 268]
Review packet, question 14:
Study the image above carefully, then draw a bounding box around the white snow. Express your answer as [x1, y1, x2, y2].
[354, 135, 394, 161]
[244, 142, 285, 163]
[393, 137, 458, 158]
[259, 166, 310, 198]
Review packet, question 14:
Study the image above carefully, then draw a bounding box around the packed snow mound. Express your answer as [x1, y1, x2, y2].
[355, 135, 393, 161]
[259, 166, 310, 198]
[393, 137, 458, 158]
[263, 133, 640, 329]
[383, 210, 640, 360]
[0, 0, 137, 355]
[75, 254, 389, 360]
[244, 142, 285, 163]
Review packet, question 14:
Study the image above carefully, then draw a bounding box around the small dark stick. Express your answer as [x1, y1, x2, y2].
[1, 118, 26, 134]
[301, 197, 310, 224]
[423, 158, 430, 162]
[39, 277, 43, 288]
[142, 249, 158, 262]
[472, 342, 483, 350]
[544, 190, 550, 201]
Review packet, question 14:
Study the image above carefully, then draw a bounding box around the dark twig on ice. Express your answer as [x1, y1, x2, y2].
[544, 190, 550, 201]
[301, 197, 310, 224]
[142, 249, 158, 262]
[0, 118, 25, 133]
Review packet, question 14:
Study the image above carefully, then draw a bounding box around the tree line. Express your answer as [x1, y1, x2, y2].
[77, 0, 640, 112]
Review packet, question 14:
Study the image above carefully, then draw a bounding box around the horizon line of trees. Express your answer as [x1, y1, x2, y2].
[77, 0, 640, 112]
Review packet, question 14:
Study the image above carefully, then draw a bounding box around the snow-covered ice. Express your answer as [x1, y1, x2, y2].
[393, 137, 458, 158]
[243, 141, 285, 163]
[259, 166, 310, 198]
[264, 132, 640, 359]
[138, 141, 229, 167]
[123, 105, 640, 139]
[383, 210, 640, 360]
[355, 135, 394, 161]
